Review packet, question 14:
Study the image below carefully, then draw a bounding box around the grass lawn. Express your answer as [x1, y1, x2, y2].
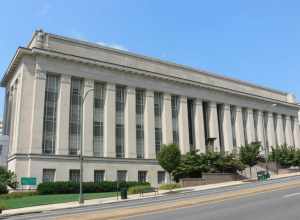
[1, 192, 117, 209]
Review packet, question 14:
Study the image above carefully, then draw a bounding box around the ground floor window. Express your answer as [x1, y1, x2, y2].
[69, 169, 80, 183]
[157, 171, 166, 184]
[117, 170, 127, 182]
[138, 171, 147, 183]
[42, 169, 56, 183]
[94, 170, 105, 183]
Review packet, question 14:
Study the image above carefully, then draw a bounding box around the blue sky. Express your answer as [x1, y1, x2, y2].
[0, 1, 300, 119]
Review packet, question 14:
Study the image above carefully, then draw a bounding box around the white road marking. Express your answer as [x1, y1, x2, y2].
[283, 192, 300, 198]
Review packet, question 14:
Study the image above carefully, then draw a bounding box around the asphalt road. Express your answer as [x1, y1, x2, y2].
[3, 175, 300, 220]
[126, 183, 300, 220]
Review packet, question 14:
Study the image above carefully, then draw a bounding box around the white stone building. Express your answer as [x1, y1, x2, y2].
[1, 30, 300, 186]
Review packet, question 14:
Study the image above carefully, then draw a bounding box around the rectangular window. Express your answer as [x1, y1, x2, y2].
[230, 106, 237, 150]
[42, 75, 59, 154]
[242, 108, 248, 145]
[171, 95, 179, 145]
[42, 169, 56, 182]
[117, 170, 127, 182]
[157, 171, 166, 184]
[202, 102, 209, 148]
[136, 89, 145, 159]
[69, 169, 80, 183]
[217, 104, 224, 152]
[94, 170, 105, 183]
[187, 99, 195, 151]
[93, 83, 105, 157]
[69, 78, 83, 155]
[253, 110, 258, 142]
[263, 112, 268, 149]
[273, 113, 278, 146]
[116, 86, 126, 158]
[138, 171, 147, 183]
[283, 115, 287, 145]
[154, 92, 163, 155]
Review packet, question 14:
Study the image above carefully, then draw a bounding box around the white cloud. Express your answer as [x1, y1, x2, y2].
[96, 41, 128, 51]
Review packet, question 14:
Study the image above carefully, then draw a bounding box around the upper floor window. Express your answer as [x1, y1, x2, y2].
[116, 86, 126, 158]
[42, 74, 59, 154]
[154, 92, 163, 155]
[171, 95, 179, 145]
[93, 83, 105, 157]
[69, 78, 83, 155]
[136, 89, 145, 159]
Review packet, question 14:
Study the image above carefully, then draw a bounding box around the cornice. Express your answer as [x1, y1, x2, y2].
[8, 154, 159, 165]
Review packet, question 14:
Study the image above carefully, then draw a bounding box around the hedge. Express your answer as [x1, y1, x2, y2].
[128, 185, 153, 194]
[37, 181, 150, 195]
[0, 184, 8, 195]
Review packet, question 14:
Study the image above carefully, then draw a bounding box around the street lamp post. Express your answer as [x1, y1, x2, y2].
[79, 88, 94, 205]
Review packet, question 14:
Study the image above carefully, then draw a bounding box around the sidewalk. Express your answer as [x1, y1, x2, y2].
[2, 172, 300, 216]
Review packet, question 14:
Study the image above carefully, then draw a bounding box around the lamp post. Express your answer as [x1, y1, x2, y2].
[79, 88, 94, 204]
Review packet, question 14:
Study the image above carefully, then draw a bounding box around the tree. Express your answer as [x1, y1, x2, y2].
[239, 143, 262, 177]
[0, 166, 17, 190]
[157, 144, 181, 182]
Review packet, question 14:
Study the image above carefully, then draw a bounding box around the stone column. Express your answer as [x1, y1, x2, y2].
[144, 90, 156, 159]
[284, 115, 294, 146]
[125, 87, 136, 158]
[9, 85, 17, 154]
[235, 107, 245, 148]
[222, 104, 233, 153]
[256, 110, 265, 147]
[194, 99, 206, 153]
[178, 96, 190, 154]
[162, 93, 173, 144]
[292, 117, 300, 149]
[30, 69, 46, 154]
[56, 75, 71, 155]
[104, 83, 116, 157]
[246, 108, 255, 144]
[267, 112, 276, 148]
[208, 101, 220, 151]
[275, 114, 285, 146]
[82, 79, 94, 156]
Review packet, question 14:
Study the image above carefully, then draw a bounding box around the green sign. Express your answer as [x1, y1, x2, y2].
[21, 177, 37, 186]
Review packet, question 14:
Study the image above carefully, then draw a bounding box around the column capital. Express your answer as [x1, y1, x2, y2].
[35, 69, 46, 80]
[126, 87, 136, 94]
[247, 108, 254, 114]
[223, 103, 231, 110]
[179, 96, 187, 103]
[195, 99, 203, 106]
[145, 90, 154, 98]
[284, 115, 291, 121]
[60, 74, 71, 84]
[276, 114, 283, 119]
[106, 83, 115, 91]
[163, 93, 171, 101]
[84, 79, 94, 88]
[208, 101, 217, 108]
[235, 106, 243, 112]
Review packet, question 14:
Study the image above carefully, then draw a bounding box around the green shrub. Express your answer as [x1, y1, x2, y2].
[159, 183, 181, 190]
[0, 184, 8, 195]
[269, 145, 296, 168]
[37, 181, 150, 195]
[128, 185, 153, 194]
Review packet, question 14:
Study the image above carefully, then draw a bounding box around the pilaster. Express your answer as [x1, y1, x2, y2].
[29, 69, 46, 154]
[194, 99, 206, 153]
[82, 79, 94, 156]
[56, 74, 71, 155]
[144, 90, 156, 159]
[284, 115, 294, 147]
[222, 104, 233, 153]
[178, 96, 190, 154]
[235, 106, 245, 148]
[246, 108, 255, 144]
[125, 87, 136, 158]
[208, 101, 220, 152]
[292, 117, 300, 148]
[162, 93, 173, 144]
[267, 112, 276, 148]
[104, 83, 116, 157]
[275, 114, 285, 146]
